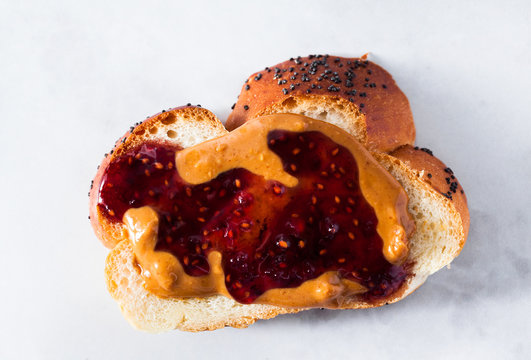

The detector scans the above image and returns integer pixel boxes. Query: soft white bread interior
[94,106,469,332]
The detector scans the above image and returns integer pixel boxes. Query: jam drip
[98,131,408,304]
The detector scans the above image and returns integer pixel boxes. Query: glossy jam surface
[98,131,408,303]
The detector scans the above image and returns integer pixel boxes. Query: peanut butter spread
[117,114,415,308]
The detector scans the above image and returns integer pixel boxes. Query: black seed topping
[282,89,289,95]
[245,85,250,90]
[231,103,235,110]
[427,173,432,178]
[415,147,434,156]
[254,73,262,81]
[243,105,249,110]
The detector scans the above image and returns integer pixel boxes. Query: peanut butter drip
[176,114,414,264]
[124,114,415,307]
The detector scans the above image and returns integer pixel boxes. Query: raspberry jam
[98,131,408,304]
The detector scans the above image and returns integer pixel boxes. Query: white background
[1,1,530,359]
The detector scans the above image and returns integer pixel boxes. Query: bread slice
[226,55,415,153]
[91,106,469,332]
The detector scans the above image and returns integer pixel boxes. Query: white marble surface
[1,1,530,359]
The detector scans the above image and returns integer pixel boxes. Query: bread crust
[390,145,470,243]
[226,55,415,153]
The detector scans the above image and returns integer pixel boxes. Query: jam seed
[240,222,251,229]
[142,158,149,164]
[319,249,327,255]
[290,164,297,171]
[144,169,150,176]
[154,162,164,170]
[226,274,231,282]
[298,240,305,248]
[316,183,324,190]
[186,187,192,197]
[128,157,133,165]
[108,209,115,217]
[197,217,206,223]
[334,195,341,204]
[148,190,155,197]
[135,153,141,159]
[331,148,339,156]
[234,281,242,289]
[338,258,346,263]
[311,195,317,204]
[321,171,328,177]
[167,162,173,169]
[353,219,359,226]
[273,185,282,194]
[278,240,288,248]
[164,179,169,186]
[195,245,201,254]
[347,197,355,205]
[199,207,208,213]
[203,186,211,192]
[292,148,301,155]
[348,232,355,240]
[235,179,241,188]
[183,256,189,265]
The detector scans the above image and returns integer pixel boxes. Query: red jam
[98,131,408,304]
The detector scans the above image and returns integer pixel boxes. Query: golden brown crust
[226,55,415,152]
[390,145,470,247]
[89,106,225,249]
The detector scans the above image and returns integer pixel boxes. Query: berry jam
[98,131,408,304]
